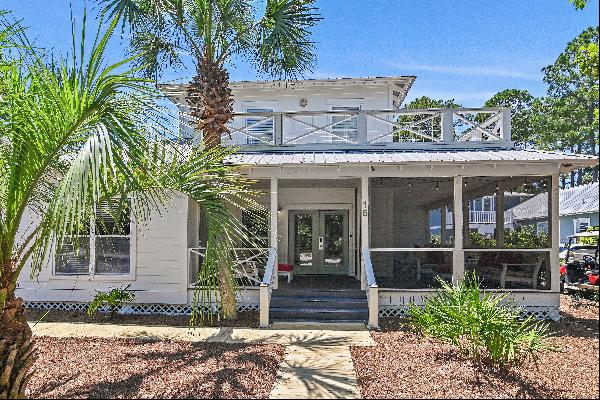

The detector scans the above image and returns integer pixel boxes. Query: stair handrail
[259,247,277,327]
[362,247,379,329]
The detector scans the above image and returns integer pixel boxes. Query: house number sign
[362,201,368,216]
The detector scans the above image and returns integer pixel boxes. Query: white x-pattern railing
[217,107,511,147]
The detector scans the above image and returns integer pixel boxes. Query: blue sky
[3,0,599,106]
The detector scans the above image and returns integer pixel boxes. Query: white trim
[370,248,453,252]
[51,206,137,281]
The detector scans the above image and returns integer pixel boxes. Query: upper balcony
[181,107,513,151]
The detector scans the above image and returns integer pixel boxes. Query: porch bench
[478,260,543,289]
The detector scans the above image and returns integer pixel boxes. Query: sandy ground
[351,294,599,399]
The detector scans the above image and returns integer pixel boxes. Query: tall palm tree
[101,0,320,145]
[0,12,258,398]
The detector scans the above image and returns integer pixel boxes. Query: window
[55,201,132,276]
[245,107,274,145]
[330,105,360,141]
[573,217,591,233]
[536,221,549,234]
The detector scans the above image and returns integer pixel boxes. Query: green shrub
[87,285,135,318]
[407,273,555,368]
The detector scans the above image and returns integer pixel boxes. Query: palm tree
[100,0,320,145]
[0,12,258,398]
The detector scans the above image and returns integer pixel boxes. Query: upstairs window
[330,105,360,142]
[55,201,133,276]
[245,107,274,145]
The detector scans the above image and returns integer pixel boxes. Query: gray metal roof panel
[225,149,597,166]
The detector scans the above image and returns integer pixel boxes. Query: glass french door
[289,210,349,275]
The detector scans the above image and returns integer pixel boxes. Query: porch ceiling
[225,149,597,169]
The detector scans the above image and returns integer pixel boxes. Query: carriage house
[17,76,598,328]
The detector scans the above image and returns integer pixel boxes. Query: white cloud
[393,62,541,81]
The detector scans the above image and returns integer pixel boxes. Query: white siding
[17,192,191,305]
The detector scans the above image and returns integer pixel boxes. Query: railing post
[368,285,379,329]
[259,283,269,328]
[501,109,512,142]
[441,109,454,142]
[273,113,283,145]
[357,110,368,144]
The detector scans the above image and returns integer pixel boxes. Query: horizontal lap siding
[17,193,190,305]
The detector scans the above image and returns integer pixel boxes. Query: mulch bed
[26,309,259,328]
[27,337,285,399]
[351,294,599,399]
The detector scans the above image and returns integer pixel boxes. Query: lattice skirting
[379,305,559,320]
[24,301,259,315]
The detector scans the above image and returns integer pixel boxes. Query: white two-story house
[17,76,598,328]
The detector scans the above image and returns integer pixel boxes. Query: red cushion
[278,263,294,272]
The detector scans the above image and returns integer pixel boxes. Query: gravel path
[351,295,599,399]
[27,337,284,399]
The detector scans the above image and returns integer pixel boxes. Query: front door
[289,210,349,275]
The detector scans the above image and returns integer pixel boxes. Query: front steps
[270,289,368,323]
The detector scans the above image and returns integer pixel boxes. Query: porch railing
[361,247,379,329]
[188,247,269,287]
[203,107,512,148]
[259,248,277,328]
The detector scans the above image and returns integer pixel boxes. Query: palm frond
[253,0,320,78]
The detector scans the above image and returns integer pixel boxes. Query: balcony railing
[447,210,513,225]
[182,107,512,148]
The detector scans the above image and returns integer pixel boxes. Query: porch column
[549,174,560,292]
[361,175,369,290]
[453,176,465,281]
[271,177,279,289]
[495,190,505,248]
[440,206,447,246]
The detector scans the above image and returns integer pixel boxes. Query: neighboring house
[511,182,599,244]
[429,192,532,237]
[17,76,599,326]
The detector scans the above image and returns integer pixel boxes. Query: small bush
[407,273,555,368]
[87,285,135,318]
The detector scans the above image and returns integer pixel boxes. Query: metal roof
[159,76,416,108]
[224,149,598,167]
[511,182,599,220]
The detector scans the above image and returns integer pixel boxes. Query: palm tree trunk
[1,266,36,399]
[186,57,233,147]
[217,259,238,320]
[187,57,237,319]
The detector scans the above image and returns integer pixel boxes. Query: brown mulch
[27,337,285,399]
[351,294,599,399]
[26,309,259,328]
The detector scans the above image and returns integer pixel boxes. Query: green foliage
[505,225,550,248]
[468,226,549,249]
[0,10,263,326]
[395,96,463,141]
[87,285,136,317]
[537,26,599,181]
[484,89,535,146]
[407,273,556,368]
[469,232,497,248]
[570,0,590,10]
[100,0,321,79]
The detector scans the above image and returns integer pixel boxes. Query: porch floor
[277,274,361,290]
